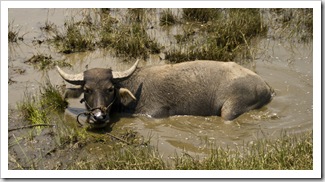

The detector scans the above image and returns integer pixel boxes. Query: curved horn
[56,66,84,85]
[112,59,140,79]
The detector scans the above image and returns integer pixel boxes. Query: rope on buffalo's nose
[76,96,115,126]
[76,98,90,126]
[76,111,91,126]
[76,92,117,126]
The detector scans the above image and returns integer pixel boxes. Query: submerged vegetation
[24,53,71,70]
[9,8,313,170]
[8,21,24,43]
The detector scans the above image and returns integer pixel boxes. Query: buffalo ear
[64,88,84,99]
[118,88,136,105]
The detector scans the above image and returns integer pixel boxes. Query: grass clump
[17,80,68,135]
[8,22,23,42]
[51,19,96,54]
[17,80,68,125]
[97,9,161,58]
[269,8,313,43]
[53,117,88,148]
[39,82,68,113]
[47,9,161,59]
[99,8,161,58]
[166,8,267,63]
[40,21,57,32]
[17,93,49,126]
[174,131,313,170]
[25,54,53,70]
[127,8,151,22]
[8,29,19,43]
[100,23,161,59]
[97,11,117,48]
[160,9,178,26]
[24,53,71,70]
[69,144,166,170]
[183,8,222,23]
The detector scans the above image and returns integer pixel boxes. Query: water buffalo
[57,60,274,128]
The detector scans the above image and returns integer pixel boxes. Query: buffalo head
[57,60,139,128]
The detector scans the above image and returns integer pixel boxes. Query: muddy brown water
[8,9,313,166]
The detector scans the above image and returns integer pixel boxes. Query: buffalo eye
[84,87,92,94]
[106,86,114,93]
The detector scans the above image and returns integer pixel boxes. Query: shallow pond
[8,8,313,160]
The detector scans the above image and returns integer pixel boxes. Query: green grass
[15,80,86,153]
[52,117,88,147]
[160,9,178,26]
[166,9,267,63]
[17,80,67,125]
[47,8,315,63]
[65,131,312,170]
[175,131,313,170]
[39,8,313,61]
[50,18,96,54]
[183,8,222,23]
[68,143,166,170]
[39,81,68,113]
[17,92,48,126]
[269,8,313,43]
[98,9,161,58]
[64,129,164,170]
[127,8,152,23]
[101,23,161,59]
[48,9,161,59]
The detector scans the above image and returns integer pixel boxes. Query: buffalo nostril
[93,112,107,121]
